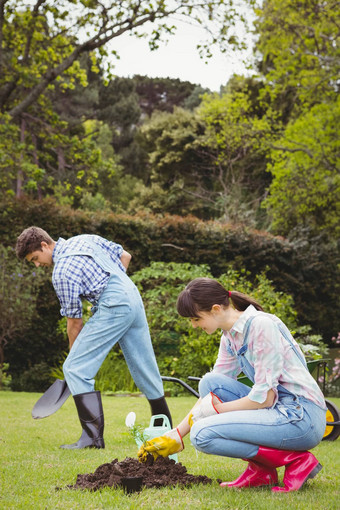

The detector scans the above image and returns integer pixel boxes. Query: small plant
[125,412,147,446]
[128,423,146,446]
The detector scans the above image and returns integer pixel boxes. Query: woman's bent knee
[199,372,222,397]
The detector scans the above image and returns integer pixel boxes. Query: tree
[1,0,254,119]
[254,0,340,114]
[137,106,216,217]
[264,99,340,239]
[196,89,272,225]
[0,0,254,200]
[135,83,274,224]
[133,75,198,116]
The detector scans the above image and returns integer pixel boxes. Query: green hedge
[1,197,339,346]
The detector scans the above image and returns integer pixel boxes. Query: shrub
[1,197,338,386]
[130,261,307,393]
[1,196,337,343]
[30,261,329,395]
[12,362,54,392]
[0,363,12,391]
[95,350,138,394]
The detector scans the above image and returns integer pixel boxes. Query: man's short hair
[16,226,54,259]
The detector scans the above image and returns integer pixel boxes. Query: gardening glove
[137,428,184,463]
[188,392,222,427]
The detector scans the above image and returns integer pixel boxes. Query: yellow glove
[138,428,184,463]
[188,392,222,427]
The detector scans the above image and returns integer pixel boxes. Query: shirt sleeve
[212,333,241,378]
[247,316,283,405]
[53,274,83,318]
[102,239,126,272]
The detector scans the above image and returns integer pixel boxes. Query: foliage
[1,197,338,344]
[1,0,252,118]
[264,99,340,238]
[0,244,47,370]
[95,350,137,394]
[133,75,199,116]
[254,0,340,112]
[0,107,120,203]
[50,351,68,381]
[12,361,54,392]
[292,326,329,361]
[0,362,12,391]
[138,107,214,217]
[136,85,273,226]
[197,89,272,224]
[0,0,254,203]
[320,333,340,398]
[131,261,304,386]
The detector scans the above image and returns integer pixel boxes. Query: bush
[25,261,329,395]
[0,363,12,390]
[12,362,54,392]
[130,261,312,393]
[1,197,338,385]
[95,350,138,394]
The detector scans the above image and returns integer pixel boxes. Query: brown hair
[176,277,263,317]
[16,226,54,259]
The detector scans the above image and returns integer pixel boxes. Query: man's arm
[67,317,83,349]
[120,249,132,270]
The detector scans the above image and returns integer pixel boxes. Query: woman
[138,278,327,493]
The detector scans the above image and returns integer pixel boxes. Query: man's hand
[188,392,222,427]
[120,250,131,270]
[138,428,184,463]
[67,317,83,349]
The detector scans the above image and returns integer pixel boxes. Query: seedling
[125,411,146,447]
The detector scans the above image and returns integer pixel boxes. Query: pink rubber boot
[220,446,322,492]
[220,459,278,488]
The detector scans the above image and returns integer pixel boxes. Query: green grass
[0,392,339,510]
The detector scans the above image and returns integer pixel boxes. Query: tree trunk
[16,117,26,198]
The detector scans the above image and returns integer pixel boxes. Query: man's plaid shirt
[52,235,125,318]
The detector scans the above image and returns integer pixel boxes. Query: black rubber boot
[148,396,173,427]
[60,390,105,449]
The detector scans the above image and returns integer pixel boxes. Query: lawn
[0,392,339,510]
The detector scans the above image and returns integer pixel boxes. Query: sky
[107,20,255,92]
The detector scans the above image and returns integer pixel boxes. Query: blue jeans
[63,274,164,399]
[190,372,326,459]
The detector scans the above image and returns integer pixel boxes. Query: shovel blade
[32,379,71,419]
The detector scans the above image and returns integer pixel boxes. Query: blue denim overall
[58,237,164,399]
[190,316,326,459]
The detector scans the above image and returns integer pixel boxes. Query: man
[16,226,171,449]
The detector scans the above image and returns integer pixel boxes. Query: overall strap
[240,314,308,370]
[55,236,118,275]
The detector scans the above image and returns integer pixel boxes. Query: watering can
[126,412,178,462]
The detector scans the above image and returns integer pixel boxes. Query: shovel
[32,379,71,419]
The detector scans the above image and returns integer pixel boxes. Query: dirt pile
[66,456,213,491]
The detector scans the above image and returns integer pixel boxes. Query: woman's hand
[138,428,184,463]
[188,392,222,427]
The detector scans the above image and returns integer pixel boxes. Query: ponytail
[176,277,263,317]
[228,290,263,312]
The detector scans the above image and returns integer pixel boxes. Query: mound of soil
[66,456,213,491]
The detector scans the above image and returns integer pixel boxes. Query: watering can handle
[149,414,172,430]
